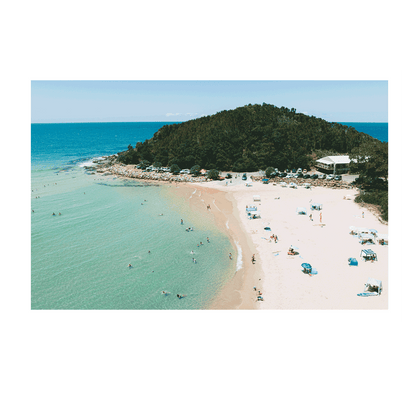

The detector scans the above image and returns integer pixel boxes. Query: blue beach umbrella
[301,263,312,269]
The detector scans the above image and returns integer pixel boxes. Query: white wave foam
[78,159,95,167]
[226,220,229,229]
[235,241,243,271]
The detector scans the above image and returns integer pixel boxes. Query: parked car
[318,174,326,179]
[242,173,247,180]
[278,172,287,178]
[326,174,334,180]
[334,175,342,181]
[294,173,303,178]
[180,169,191,174]
[310,174,318,179]
[286,173,294,178]
[297,168,302,173]
[303,173,310,179]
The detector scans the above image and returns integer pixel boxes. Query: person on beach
[207,237,210,243]
[191,250,194,254]
[52,213,56,216]
[200,241,203,246]
[252,254,256,264]
[309,214,313,221]
[148,250,151,254]
[128,264,132,268]
[320,212,322,223]
[229,253,232,260]
[362,211,365,218]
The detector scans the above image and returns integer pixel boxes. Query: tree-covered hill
[118,103,382,172]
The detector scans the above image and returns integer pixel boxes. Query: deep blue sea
[31,122,235,309]
[337,122,388,142]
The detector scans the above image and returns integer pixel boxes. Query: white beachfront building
[315,155,351,174]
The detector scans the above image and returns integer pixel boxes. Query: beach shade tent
[301,263,312,273]
[377,233,388,245]
[357,277,383,296]
[369,229,378,236]
[289,182,297,188]
[279,182,287,187]
[310,203,323,211]
[246,205,257,212]
[253,195,261,201]
[296,207,307,215]
[262,178,269,184]
[250,212,261,219]
[360,249,377,262]
[359,233,375,245]
[344,195,352,200]
[303,183,311,189]
[348,257,358,266]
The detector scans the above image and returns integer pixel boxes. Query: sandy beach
[188,177,388,309]
[97,164,388,310]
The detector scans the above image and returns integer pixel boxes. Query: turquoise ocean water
[31,123,235,309]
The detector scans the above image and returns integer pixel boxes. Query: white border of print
[14,65,404,326]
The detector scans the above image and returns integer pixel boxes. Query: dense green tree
[190,165,201,176]
[170,164,180,174]
[207,169,220,180]
[265,167,275,178]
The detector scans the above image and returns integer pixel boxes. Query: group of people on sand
[287,247,299,256]
[252,254,256,264]
[253,286,263,301]
[270,234,278,243]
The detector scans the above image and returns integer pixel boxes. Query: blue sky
[31,80,388,123]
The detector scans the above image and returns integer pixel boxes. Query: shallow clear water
[31,123,235,309]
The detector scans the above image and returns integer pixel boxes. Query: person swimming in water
[128,263,132,268]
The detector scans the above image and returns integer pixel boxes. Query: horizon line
[31,120,389,124]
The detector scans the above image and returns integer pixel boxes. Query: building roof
[316,155,351,165]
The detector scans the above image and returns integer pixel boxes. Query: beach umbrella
[262,178,269,182]
[370,229,378,235]
[301,263,312,269]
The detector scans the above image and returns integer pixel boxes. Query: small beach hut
[360,249,377,262]
[357,277,383,296]
[253,195,261,202]
[310,202,322,211]
[359,233,375,245]
[296,207,307,215]
[377,233,388,245]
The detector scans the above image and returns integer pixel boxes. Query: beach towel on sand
[357,292,378,297]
